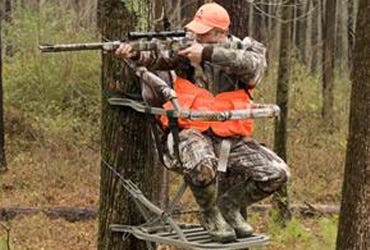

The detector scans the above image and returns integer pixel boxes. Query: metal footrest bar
[110,223,269,250]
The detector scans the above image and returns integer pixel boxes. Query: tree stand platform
[103,161,269,250]
[110,223,269,249]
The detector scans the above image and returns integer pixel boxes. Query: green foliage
[0,236,8,250]
[122,0,151,31]
[263,213,338,250]
[3,3,101,141]
[317,216,338,248]
[270,218,309,247]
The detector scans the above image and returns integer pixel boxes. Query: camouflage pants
[163,129,290,205]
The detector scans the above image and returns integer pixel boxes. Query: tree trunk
[252,2,267,44]
[181,0,204,27]
[311,0,322,73]
[334,0,348,70]
[304,0,313,66]
[336,0,369,248]
[272,0,293,225]
[295,0,307,63]
[97,1,159,249]
[347,0,355,70]
[321,0,336,124]
[0,6,7,172]
[4,0,11,22]
[153,0,164,31]
[215,0,250,38]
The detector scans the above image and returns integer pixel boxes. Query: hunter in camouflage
[115,2,290,243]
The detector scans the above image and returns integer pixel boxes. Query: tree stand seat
[110,222,269,249]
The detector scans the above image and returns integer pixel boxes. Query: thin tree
[4,0,13,56]
[311,0,322,73]
[272,0,293,224]
[251,2,268,44]
[303,0,313,67]
[334,0,348,70]
[294,0,307,64]
[336,0,369,248]
[321,0,336,123]
[0,3,7,172]
[97,0,159,249]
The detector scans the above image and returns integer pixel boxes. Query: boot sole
[235,228,254,238]
[210,233,237,243]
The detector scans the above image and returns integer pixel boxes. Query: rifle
[39,31,244,53]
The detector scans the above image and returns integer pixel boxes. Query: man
[115,3,290,243]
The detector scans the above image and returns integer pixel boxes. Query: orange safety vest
[160,77,254,137]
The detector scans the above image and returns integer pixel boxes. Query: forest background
[0,0,364,249]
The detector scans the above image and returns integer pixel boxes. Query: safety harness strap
[217,139,231,172]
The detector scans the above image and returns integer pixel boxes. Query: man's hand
[178,43,204,65]
[114,43,137,59]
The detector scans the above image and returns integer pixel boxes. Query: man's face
[193,29,227,43]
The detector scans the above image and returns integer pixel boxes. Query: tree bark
[304,0,313,66]
[181,0,204,27]
[321,0,336,124]
[252,2,268,44]
[214,0,250,38]
[295,0,307,63]
[4,0,12,22]
[347,0,355,70]
[335,0,348,70]
[272,0,293,225]
[0,6,7,172]
[97,1,159,249]
[336,0,369,248]
[311,0,322,73]
[153,0,165,31]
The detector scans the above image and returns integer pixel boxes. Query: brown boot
[189,181,236,243]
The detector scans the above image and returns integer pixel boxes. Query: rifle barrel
[39,41,122,53]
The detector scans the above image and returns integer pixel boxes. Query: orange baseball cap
[185,3,230,34]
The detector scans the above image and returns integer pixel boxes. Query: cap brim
[185,20,213,34]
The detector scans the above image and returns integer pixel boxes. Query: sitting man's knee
[271,158,290,183]
[257,164,290,193]
[185,159,217,187]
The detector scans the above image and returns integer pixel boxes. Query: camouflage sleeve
[202,37,267,88]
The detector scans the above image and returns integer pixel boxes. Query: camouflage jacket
[135,35,267,106]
